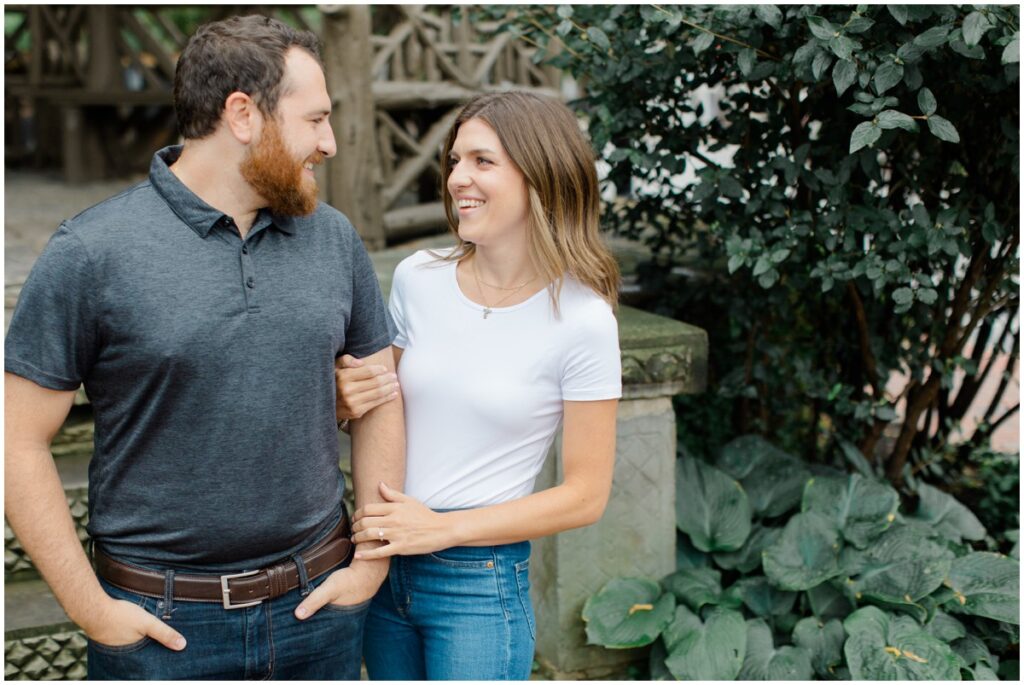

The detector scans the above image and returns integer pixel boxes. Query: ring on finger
[378,527,385,541]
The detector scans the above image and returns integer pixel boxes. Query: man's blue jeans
[362,541,536,680]
[87,570,370,680]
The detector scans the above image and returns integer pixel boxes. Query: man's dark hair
[174,15,322,140]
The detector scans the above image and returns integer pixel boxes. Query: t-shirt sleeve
[388,260,409,349]
[4,223,98,390]
[561,301,622,401]
[342,225,397,358]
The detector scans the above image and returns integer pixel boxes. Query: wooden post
[322,5,386,250]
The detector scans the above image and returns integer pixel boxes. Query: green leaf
[909,482,986,542]
[676,456,752,553]
[808,581,855,620]
[727,254,745,274]
[951,38,987,59]
[753,255,772,277]
[893,287,914,305]
[739,619,814,680]
[771,248,791,264]
[873,61,904,94]
[754,4,783,30]
[917,87,937,115]
[692,31,714,55]
[840,525,955,603]
[664,606,747,681]
[833,59,857,96]
[829,35,856,61]
[913,25,950,49]
[717,435,811,518]
[887,5,908,25]
[662,567,722,612]
[963,11,992,47]
[925,611,967,643]
[876,110,918,131]
[849,121,881,153]
[719,175,744,198]
[793,617,846,678]
[714,525,782,573]
[556,5,573,19]
[927,115,961,143]
[737,48,756,77]
[586,27,610,51]
[648,638,672,681]
[845,14,875,34]
[731,575,797,618]
[897,41,926,63]
[807,16,837,41]
[802,474,900,548]
[763,512,842,591]
[1002,33,1019,64]
[812,50,833,80]
[582,578,676,648]
[945,552,1020,624]
[677,531,710,570]
[844,606,961,679]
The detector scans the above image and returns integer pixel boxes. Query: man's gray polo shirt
[5,146,396,571]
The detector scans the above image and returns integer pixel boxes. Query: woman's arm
[350,397,618,558]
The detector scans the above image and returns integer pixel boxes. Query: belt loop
[292,553,311,596]
[161,569,175,620]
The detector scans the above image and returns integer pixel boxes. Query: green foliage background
[493,3,1019,487]
[489,3,1021,680]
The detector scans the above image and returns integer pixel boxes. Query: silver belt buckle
[220,569,262,610]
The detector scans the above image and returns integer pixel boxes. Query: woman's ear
[222,91,260,145]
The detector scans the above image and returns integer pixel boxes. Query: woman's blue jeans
[86,570,370,680]
[362,541,536,680]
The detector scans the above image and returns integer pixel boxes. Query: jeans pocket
[90,580,157,652]
[321,598,373,615]
[428,547,496,569]
[513,559,536,641]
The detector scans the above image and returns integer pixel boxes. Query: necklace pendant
[483,307,492,319]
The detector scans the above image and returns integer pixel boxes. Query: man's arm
[296,345,405,618]
[5,373,186,649]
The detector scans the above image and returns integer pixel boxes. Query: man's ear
[223,91,260,145]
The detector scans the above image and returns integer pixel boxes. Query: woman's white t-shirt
[390,249,622,510]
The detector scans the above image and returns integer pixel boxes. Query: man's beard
[240,118,322,216]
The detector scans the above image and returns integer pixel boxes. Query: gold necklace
[471,259,534,319]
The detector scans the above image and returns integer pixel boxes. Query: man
[4,15,404,680]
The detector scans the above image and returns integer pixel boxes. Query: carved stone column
[531,307,708,677]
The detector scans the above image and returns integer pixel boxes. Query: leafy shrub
[491,3,1020,485]
[581,436,1020,680]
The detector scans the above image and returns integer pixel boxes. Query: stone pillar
[531,306,708,678]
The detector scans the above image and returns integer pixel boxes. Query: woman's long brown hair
[437,91,620,314]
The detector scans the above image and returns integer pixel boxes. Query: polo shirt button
[241,245,249,255]
[246,277,255,289]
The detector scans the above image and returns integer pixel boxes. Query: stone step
[4,580,85,681]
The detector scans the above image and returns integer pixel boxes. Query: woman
[340,91,621,680]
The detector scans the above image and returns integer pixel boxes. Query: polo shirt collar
[149,145,296,237]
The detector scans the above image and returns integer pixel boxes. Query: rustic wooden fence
[3,5,563,247]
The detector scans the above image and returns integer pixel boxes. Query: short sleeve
[561,301,622,401]
[4,224,99,390]
[342,225,397,358]
[388,260,409,349]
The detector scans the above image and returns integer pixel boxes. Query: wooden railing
[3,5,563,247]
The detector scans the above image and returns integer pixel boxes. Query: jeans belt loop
[161,569,174,620]
[292,552,311,597]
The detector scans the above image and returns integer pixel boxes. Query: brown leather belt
[94,515,352,609]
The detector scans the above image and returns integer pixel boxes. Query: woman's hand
[335,354,399,421]
[351,483,455,560]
